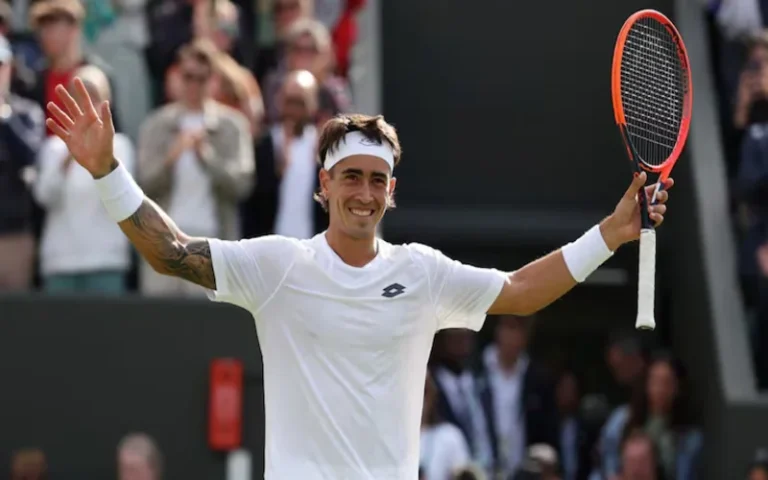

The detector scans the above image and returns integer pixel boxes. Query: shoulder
[212,102,249,130]
[142,104,178,126]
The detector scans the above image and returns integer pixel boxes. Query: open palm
[46,78,115,178]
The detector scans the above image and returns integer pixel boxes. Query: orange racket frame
[611,9,693,184]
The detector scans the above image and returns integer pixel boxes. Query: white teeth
[350,208,373,217]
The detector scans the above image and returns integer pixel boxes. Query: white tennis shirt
[207,233,507,479]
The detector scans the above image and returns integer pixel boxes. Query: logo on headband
[359,137,380,147]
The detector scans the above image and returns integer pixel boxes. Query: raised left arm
[488,172,672,316]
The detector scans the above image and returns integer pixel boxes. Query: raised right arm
[120,196,216,290]
[97,158,217,290]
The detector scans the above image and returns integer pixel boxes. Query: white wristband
[93,161,144,222]
[561,224,614,282]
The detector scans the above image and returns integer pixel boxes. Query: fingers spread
[73,77,99,120]
[46,118,69,140]
[56,84,83,119]
[100,101,114,133]
[47,102,74,129]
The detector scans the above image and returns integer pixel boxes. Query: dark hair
[620,430,668,480]
[314,114,402,211]
[624,351,694,438]
[607,329,646,358]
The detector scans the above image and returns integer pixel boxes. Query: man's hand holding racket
[600,171,674,251]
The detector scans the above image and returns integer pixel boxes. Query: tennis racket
[611,9,693,330]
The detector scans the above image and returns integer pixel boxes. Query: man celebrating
[46,78,672,480]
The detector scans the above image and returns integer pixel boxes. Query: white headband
[323,131,395,172]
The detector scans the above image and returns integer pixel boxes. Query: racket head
[611,9,693,179]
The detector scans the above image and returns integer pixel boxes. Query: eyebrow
[340,168,389,180]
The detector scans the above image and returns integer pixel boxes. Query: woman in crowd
[596,353,702,480]
[33,65,134,294]
[421,373,473,480]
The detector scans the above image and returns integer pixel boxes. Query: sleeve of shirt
[207,235,298,312]
[409,243,507,332]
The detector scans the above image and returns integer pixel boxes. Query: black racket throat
[620,123,655,231]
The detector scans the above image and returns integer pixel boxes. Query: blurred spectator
[619,431,665,480]
[475,315,559,478]
[193,0,254,68]
[605,331,648,406]
[21,0,119,134]
[262,18,351,124]
[326,0,365,78]
[556,370,594,480]
[33,65,134,294]
[254,0,313,82]
[117,432,163,480]
[431,328,494,472]
[748,460,768,480]
[525,444,561,480]
[0,34,45,292]
[10,448,46,480]
[87,0,152,142]
[137,39,253,297]
[210,52,264,137]
[452,464,488,480]
[145,0,210,105]
[596,353,701,480]
[421,372,472,480]
[241,69,326,239]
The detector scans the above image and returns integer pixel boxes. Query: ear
[319,168,331,197]
[388,176,397,196]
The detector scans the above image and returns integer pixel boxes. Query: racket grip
[636,229,656,330]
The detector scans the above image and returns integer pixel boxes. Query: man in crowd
[137,39,253,297]
[0,34,45,291]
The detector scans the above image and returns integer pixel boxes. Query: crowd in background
[0,0,358,298]
[4,0,768,479]
[705,0,768,388]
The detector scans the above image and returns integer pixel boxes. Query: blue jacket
[0,94,45,234]
[592,405,703,480]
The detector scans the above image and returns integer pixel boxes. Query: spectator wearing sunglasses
[136,39,254,298]
[262,18,351,125]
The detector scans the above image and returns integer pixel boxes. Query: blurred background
[1,0,768,479]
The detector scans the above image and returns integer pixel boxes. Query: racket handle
[636,228,656,330]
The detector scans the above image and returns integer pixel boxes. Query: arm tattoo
[120,199,217,290]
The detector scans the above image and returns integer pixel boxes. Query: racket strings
[620,18,687,167]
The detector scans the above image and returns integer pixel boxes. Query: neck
[50,48,82,72]
[324,227,377,267]
[497,349,520,372]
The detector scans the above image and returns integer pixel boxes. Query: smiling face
[319,155,396,239]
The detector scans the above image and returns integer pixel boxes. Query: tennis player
[47,79,672,480]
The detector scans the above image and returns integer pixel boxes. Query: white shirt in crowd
[34,133,135,277]
[271,124,318,239]
[166,112,218,237]
[483,346,530,475]
[207,233,507,480]
[420,423,471,480]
